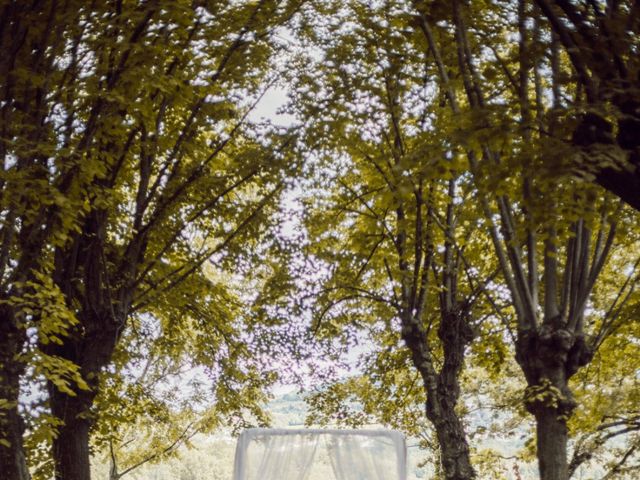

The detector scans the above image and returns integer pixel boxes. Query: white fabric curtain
[234,430,320,480]
[233,428,406,480]
[327,434,388,480]
[255,432,320,480]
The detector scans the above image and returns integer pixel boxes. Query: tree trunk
[0,369,30,480]
[47,210,130,480]
[0,306,30,480]
[46,324,118,480]
[45,310,121,480]
[404,309,476,480]
[49,388,92,480]
[425,394,475,480]
[430,311,476,480]
[534,407,569,480]
[516,326,593,480]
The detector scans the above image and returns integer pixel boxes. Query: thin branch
[132,185,281,310]
[116,421,198,479]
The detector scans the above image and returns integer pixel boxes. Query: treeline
[0,1,639,480]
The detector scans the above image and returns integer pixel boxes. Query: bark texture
[403,310,476,480]
[49,389,92,480]
[46,316,118,480]
[429,312,475,480]
[534,409,569,480]
[516,326,594,480]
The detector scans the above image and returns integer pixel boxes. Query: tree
[0,2,98,477]
[289,2,503,477]
[2,1,303,479]
[411,1,640,478]
[534,0,640,211]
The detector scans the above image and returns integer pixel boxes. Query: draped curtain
[327,434,388,480]
[233,429,406,480]
[255,432,320,480]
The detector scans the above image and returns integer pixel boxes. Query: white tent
[233,428,407,480]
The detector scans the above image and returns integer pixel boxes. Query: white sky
[249,86,297,127]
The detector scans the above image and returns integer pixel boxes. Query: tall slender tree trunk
[46,323,120,480]
[534,408,569,480]
[45,309,120,480]
[49,388,92,480]
[425,388,475,480]
[427,311,476,480]
[0,306,30,480]
[516,327,593,480]
[403,310,476,480]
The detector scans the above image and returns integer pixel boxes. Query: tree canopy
[1,1,639,480]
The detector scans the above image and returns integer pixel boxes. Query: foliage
[1,1,639,479]
[2,0,304,477]
[285,0,640,478]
